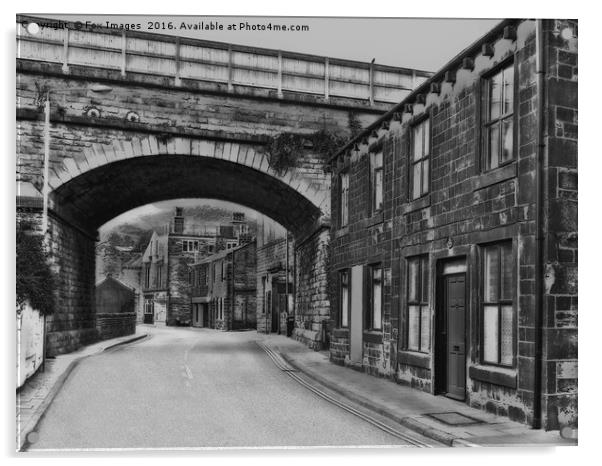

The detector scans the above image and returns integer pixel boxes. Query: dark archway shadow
[50,155,324,238]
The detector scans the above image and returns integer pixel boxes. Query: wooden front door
[443,273,466,400]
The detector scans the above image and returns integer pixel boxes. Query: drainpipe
[285,233,290,316]
[533,18,546,430]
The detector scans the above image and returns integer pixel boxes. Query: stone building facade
[255,218,295,335]
[328,19,577,431]
[141,208,247,325]
[190,241,257,331]
[119,256,144,322]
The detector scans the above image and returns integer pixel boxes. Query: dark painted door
[271,291,280,333]
[445,274,466,400]
[143,299,154,324]
[202,304,209,328]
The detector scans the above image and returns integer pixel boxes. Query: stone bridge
[16,15,430,355]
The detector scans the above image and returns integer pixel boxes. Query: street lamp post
[41,84,112,234]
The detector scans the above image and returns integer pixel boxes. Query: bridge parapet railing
[17,16,431,105]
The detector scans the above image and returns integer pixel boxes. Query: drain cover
[426,412,483,426]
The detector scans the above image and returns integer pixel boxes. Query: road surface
[27,326,434,450]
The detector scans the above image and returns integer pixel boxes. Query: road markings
[181,341,196,385]
[256,342,435,448]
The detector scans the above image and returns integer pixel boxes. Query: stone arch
[37,135,333,356]
[47,135,330,237]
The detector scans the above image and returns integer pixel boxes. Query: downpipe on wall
[533,18,545,430]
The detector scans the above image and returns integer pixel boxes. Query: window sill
[401,194,431,215]
[363,331,383,344]
[473,162,517,191]
[334,226,349,239]
[398,350,431,369]
[469,364,517,389]
[366,211,384,227]
[332,328,350,338]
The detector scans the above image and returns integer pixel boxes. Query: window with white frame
[366,265,382,330]
[482,241,514,366]
[411,118,430,200]
[370,152,383,213]
[482,63,515,171]
[407,255,430,352]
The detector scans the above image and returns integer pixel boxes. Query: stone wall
[232,242,257,329]
[16,64,378,196]
[294,228,330,349]
[167,237,197,325]
[45,215,98,356]
[540,19,578,430]
[255,237,293,334]
[96,312,136,340]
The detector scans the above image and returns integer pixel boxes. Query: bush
[16,222,56,316]
[266,129,348,174]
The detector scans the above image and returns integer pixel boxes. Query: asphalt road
[28,327,427,450]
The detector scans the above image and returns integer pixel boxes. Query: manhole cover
[426,412,484,426]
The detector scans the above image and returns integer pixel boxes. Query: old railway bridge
[16,15,430,355]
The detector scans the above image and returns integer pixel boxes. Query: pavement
[16,328,149,451]
[258,333,578,448]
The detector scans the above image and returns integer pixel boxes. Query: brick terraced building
[328,19,577,431]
